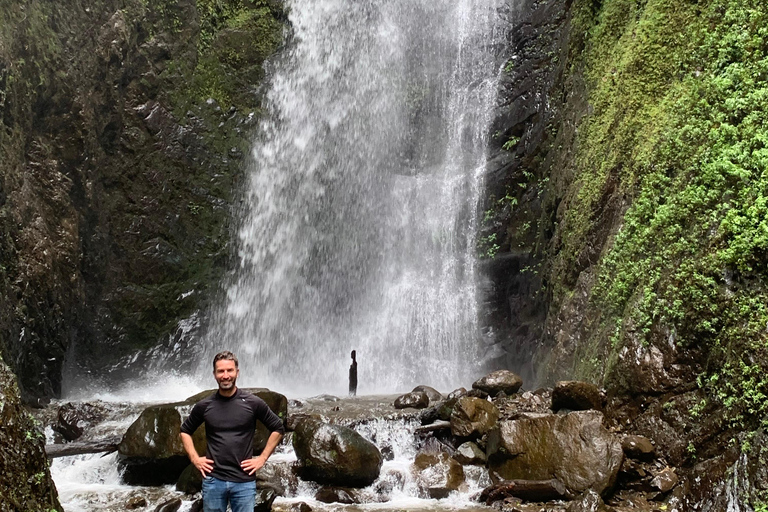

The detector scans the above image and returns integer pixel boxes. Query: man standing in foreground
[180,351,285,512]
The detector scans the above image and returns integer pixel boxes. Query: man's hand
[240,455,267,475]
[192,455,215,477]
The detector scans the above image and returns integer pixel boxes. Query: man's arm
[180,432,214,477]
[240,430,283,475]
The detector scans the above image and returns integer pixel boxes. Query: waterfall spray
[205,0,505,395]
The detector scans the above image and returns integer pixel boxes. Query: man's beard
[218,378,236,390]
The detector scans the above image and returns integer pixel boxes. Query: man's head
[351,350,356,361]
[213,351,239,394]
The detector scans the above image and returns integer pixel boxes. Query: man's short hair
[213,350,239,370]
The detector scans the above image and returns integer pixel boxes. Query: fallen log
[45,439,119,459]
[414,421,452,433]
[479,478,569,503]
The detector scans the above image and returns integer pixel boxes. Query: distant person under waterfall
[180,351,285,512]
[349,350,358,396]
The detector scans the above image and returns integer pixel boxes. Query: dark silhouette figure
[349,350,358,396]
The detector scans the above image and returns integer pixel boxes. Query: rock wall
[0,0,286,401]
[0,356,61,511]
[490,0,768,417]
[486,0,768,507]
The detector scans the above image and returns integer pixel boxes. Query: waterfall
[205,0,505,395]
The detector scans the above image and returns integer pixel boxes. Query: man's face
[214,359,239,391]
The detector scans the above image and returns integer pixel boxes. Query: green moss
[167,1,285,114]
[552,0,768,426]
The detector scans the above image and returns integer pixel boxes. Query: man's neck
[218,386,237,398]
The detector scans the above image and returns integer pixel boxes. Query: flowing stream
[203,0,505,395]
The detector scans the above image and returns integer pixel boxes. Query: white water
[50,401,490,511]
[203,0,505,396]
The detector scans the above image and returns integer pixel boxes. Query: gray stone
[453,441,487,465]
[413,385,443,402]
[487,411,623,496]
[450,396,500,438]
[651,467,679,493]
[413,451,465,499]
[394,391,430,409]
[566,489,613,512]
[293,418,382,487]
[117,405,204,485]
[154,497,182,512]
[622,435,656,461]
[552,381,603,412]
[472,370,523,396]
[315,487,359,504]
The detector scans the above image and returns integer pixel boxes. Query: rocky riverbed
[31,370,734,512]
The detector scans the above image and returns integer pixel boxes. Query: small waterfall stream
[203,0,505,394]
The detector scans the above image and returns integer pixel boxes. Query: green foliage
[478,233,500,259]
[167,0,285,114]
[552,0,768,426]
[502,136,521,151]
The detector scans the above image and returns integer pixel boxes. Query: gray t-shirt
[180,388,285,482]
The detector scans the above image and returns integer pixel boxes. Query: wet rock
[287,412,321,431]
[293,418,382,487]
[448,387,468,400]
[467,388,490,399]
[255,483,279,512]
[413,451,465,499]
[565,489,612,512]
[552,381,602,412]
[176,463,202,494]
[473,370,523,396]
[486,410,623,496]
[254,461,292,496]
[413,385,443,402]
[454,441,487,465]
[126,495,148,509]
[450,396,500,438]
[394,391,430,409]
[118,405,205,485]
[650,467,678,493]
[0,358,61,511]
[55,401,108,441]
[289,502,312,512]
[617,458,654,492]
[622,435,656,462]
[480,478,568,503]
[315,487,359,504]
[154,497,182,512]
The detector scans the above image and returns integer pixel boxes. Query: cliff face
[0,356,61,511]
[486,0,768,507]
[0,0,286,401]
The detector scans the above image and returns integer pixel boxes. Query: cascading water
[204,0,505,395]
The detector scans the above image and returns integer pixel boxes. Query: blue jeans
[202,476,256,512]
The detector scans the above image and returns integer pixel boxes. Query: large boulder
[450,396,499,438]
[472,370,523,396]
[551,381,603,412]
[293,418,382,487]
[487,411,623,496]
[118,405,206,485]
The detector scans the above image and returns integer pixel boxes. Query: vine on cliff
[553,0,768,427]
